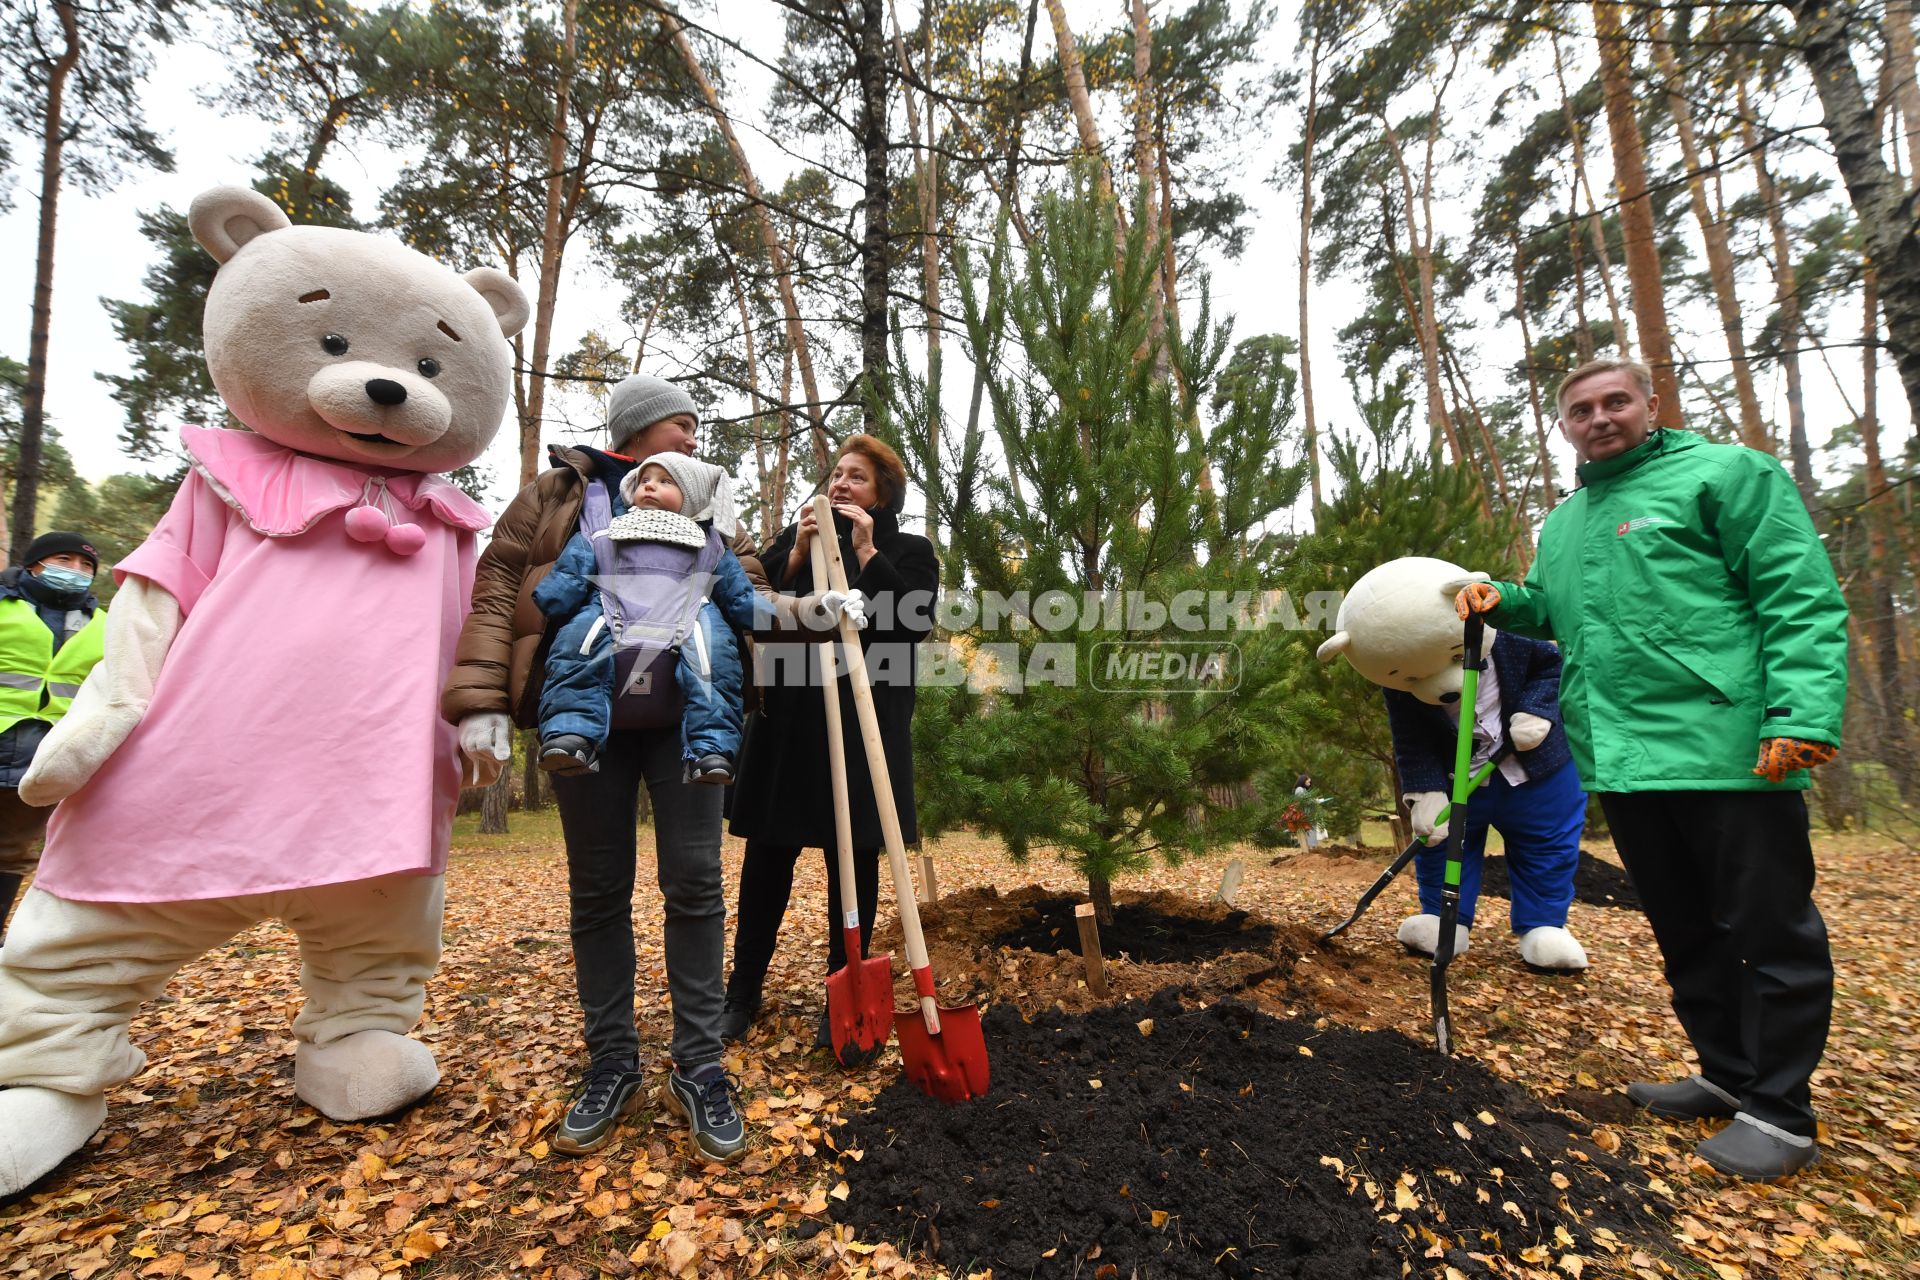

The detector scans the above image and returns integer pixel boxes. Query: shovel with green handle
[1318,745,1509,946]
[1431,609,1488,1056]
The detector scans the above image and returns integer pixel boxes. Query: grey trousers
[551,727,726,1072]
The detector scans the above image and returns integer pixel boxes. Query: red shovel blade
[895,1003,990,1103]
[827,935,895,1066]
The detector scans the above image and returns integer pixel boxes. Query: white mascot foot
[0,1087,107,1196]
[1518,925,1590,972]
[1398,913,1471,958]
[295,1030,440,1121]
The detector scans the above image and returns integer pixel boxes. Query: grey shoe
[1626,1075,1739,1120]
[1696,1114,1819,1181]
[664,1063,746,1162]
[552,1059,645,1154]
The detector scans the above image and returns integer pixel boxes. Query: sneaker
[686,753,735,786]
[718,995,759,1045]
[552,1059,646,1154]
[1696,1113,1819,1181]
[1626,1075,1739,1120]
[664,1063,746,1162]
[540,734,600,776]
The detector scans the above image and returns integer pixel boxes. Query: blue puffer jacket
[1384,630,1573,793]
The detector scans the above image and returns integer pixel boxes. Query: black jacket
[728,501,937,848]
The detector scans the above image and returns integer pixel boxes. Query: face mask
[37,567,93,593]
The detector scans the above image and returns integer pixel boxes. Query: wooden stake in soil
[1074,902,1110,999]
[1216,857,1245,906]
[914,846,939,905]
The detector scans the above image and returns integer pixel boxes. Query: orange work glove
[1454,582,1502,621]
[1753,737,1837,783]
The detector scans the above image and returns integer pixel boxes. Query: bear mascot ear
[463,267,532,339]
[1315,631,1351,663]
[189,187,293,264]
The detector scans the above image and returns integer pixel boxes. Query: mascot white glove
[820,589,869,630]
[20,576,182,807]
[1404,791,1450,843]
[1509,712,1552,753]
[458,712,512,787]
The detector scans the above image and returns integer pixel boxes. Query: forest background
[0,0,1915,906]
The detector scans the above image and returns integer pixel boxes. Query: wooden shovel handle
[810,535,862,929]
[812,496,941,1034]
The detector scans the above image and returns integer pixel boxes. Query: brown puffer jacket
[441,445,826,728]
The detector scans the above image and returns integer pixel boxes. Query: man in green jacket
[0,532,108,940]
[1456,357,1846,1181]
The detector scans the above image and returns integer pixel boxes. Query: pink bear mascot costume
[0,187,529,1195]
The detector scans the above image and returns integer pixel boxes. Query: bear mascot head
[1314,556,1491,705]
[0,188,530,1198]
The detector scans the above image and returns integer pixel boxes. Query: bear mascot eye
[417,357,441,378]
[321,334,350,356]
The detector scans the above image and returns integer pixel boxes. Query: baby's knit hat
[625,452,722,522]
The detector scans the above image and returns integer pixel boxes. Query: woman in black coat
[722,434,938,1046]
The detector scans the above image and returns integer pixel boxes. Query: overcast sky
[0,2,1902,530]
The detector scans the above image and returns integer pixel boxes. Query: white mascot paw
[1398,913,1471,958]
[0,1087,107,1196]
[457,712,511,788]
[1518,925,1589,972]
[820,589,869,630]
[1509,712,1553,753]
[295,1029,441,1121]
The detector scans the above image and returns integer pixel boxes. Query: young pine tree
[915,168,1307,922]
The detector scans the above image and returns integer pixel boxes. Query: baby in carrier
[534,452,759,784]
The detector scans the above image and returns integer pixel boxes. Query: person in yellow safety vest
[0,532,107,939]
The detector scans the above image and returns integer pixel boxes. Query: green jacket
[1487,428,1847,792]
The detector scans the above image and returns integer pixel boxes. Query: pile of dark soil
[831,990,1662,1279]
[1480,850,1642,911]
[991,894,1277,962]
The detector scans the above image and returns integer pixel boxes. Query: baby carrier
[578,478,724,729]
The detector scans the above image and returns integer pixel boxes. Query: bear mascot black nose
[366,378,408,406]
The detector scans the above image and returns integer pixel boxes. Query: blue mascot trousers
[1414,757,1585,931]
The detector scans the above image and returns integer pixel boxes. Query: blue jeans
[539,600,743,763]
[1414,758,1585,931]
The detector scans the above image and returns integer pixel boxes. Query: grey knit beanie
[606,374,699,450]
[627,452,723,522]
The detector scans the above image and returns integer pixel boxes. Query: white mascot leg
[1397,913,1471,958]
[289,875,444,1120]
[1518,925,1589,971]
[0,888,248,1196]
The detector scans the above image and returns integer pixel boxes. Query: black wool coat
[728,501,937,849]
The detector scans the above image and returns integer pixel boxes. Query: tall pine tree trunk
[1651,24,1769,451]
[891,0,943,549]
[1552,34,1629,354]
[1510,233,1558,508]
[857,0,890,433]
[1785,0,1920,433]
[1298,27,1324,510]
[1379,122,1454,461]
[1591,1,1680,422]
[12,0,81,567]
[523,0,580,487]
[1887,2,1920,178]
[1130,0,1163,351]
[1737,78,1816,504]
[662,11,832,467]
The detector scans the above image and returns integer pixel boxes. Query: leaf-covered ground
[2,815,1915,1279]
